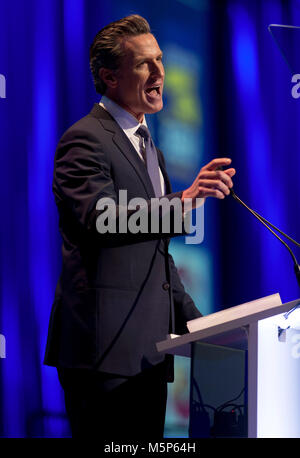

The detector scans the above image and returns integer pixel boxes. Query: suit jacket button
[162,282,170,291]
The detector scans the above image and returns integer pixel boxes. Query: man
[44,15,235,438]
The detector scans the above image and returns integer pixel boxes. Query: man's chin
[144,101,163,115]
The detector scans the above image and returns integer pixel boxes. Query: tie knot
[136,125,150,140]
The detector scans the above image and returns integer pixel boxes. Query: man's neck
[100,95,147,128]
[103,94,144,123]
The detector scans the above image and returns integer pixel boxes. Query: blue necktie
[136,125,162,197]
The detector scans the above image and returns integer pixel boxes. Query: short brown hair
[90,15,151,95]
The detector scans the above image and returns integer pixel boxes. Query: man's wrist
[181,192,205,211]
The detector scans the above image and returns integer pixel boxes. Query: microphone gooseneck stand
[229,187,300,330]
[229,188,300,289]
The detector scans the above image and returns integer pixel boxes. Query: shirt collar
[99,96,147,136]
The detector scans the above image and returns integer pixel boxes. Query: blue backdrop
[0,0,300,437]
[216,0,300,308]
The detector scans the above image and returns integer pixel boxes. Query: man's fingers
[201,158,232,171]
[223,167,236,178]
[198,187,226,199]
[199,179,231,196]
[199,170,234,188]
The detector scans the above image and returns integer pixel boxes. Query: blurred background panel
[0,0,300,437]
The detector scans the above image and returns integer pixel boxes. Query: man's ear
[99,68,118,89]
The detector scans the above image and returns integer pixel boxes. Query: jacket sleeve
[168,253,203,335]
[53,125,186,246]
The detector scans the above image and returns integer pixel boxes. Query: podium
[157,294,300,438]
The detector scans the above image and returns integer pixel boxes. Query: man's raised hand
[181,158,236,207]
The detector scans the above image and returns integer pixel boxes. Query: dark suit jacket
[44,104,202,378]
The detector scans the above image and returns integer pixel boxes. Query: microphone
[229,187,300,289]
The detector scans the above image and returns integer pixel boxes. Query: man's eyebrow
[134,51,163,61]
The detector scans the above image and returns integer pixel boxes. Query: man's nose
[150,61,164,78]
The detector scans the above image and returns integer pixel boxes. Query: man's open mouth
[145,86,161,96]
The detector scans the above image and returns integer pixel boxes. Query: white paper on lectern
[187,293,282,333]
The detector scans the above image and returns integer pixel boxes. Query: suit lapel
[90,104,156,199]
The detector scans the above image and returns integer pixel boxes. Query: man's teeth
[146,87,160,94]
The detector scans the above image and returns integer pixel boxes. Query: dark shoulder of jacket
[57,110,105,146]
[53,106,113,167]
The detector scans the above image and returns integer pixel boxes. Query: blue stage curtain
[0,0,109,437]
[216,0,300,308]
